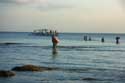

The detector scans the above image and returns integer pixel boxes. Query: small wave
[40,61,123,71]
[73,49,125,52]
[58,46,99,48]
[58,46,125,52]
[0,42,117,48]
[1,43,125,52]
[0,43,106,48]
[41,78,102,81]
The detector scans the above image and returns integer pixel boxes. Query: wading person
[116,37,120,44]
[84,36,88,41]
[52,35,59,54]
[101,37,105,43]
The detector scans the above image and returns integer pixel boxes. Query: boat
[32,29,58,36]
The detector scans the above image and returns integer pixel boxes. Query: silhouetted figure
[84,36,88,41]
[52,35,59,55]
[55,30,58,36]
[50,30,52,34]
[88,37,91,41]
[101,37,105,43]
[116,37,120,44]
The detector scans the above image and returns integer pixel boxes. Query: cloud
[0,0,41,4]
[119,0,125,9]
[0,0,73,10]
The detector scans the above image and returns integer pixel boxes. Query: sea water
[0,32,125,83]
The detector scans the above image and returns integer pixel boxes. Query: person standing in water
[52,34,59,54]
[116,37,120,44]
[84,36,88,41]
[101,37,105,43]
[52,35,59,49]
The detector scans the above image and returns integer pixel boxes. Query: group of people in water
[51,35,121,55]
[83,35,120,44]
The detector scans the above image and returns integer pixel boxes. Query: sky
[0,0,125,33]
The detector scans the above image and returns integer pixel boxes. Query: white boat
[32,29,58,36]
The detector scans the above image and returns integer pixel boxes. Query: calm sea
[0,32,125,83]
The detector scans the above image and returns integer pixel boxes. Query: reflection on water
[52,47,58,60]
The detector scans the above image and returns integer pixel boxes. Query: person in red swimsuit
[52,35,59,55]
[52,35,59,49]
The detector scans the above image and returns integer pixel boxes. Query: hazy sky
[0,0,125,33]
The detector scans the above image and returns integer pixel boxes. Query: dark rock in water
[82,77,98,81]
[12,65,58,72]
[4,42,22,45]
[0,70,15,77]
[0,42,24,46]
[0,42,21,46]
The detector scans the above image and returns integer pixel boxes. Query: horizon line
[0,31,125,34]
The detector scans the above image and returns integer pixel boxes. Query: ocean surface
[0,32,125,83]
